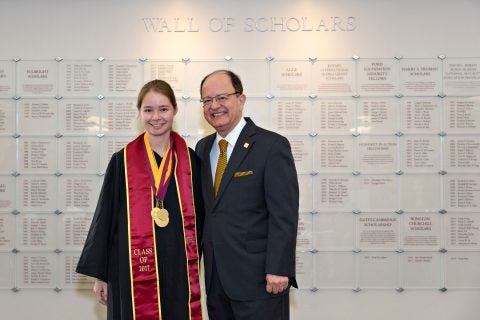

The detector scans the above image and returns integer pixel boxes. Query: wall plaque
[357,98,398,134]
[358,252,397,288]
[315,253,354,288]
[59,99,100,135]
[58,137,99,173]
[16,213,56,250]
[402,253,441,288]
[0,253,14,288]
[101,99,138,134]
[17,60,57,97]
[0,213,14,250]
[101,61,142,97]
[17,253,56,288]
[17,175,57,212]
[444,97,480,133]
[18,99,57,135]
[58,214,93,250]
[286,136,313,174]
[58,175,101,212]
[357,59,398,96]
[0,137,16,174]
[445,136,480,171]
[18,137,57,173]
[401,174,440,212]
[271,99,311,134]
[313,213,354,250]
[357,136,398,172]
[399,58,441,96]
[446,214,480,249]
[355,175,398,211]
[401,214,440,250]
[400,135,441,172]
[314,136,354,172]
[444,58,480,95]
[144,61,185,96]
[60,253,94,289]
[296,213,313,252]
[445,174,480,211]
[0,60,15,97]
[230,60,269,97]
[312,60,354,96]
[295,252,314,289]
[271,60,311,96]
[0,100,15,134]
[59,60,100,97]
[446,252,480,288]
[358,215,398,250]
[314,175,354,211]
[400,97,441,133]
[313,99,355,134]
[243,98,270,129]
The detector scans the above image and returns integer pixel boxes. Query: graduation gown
[76,143,204,320]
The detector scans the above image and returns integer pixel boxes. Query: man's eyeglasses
[200,92,239,107]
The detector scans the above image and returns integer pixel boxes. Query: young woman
[77,79,204,320]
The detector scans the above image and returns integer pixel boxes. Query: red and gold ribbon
[124,132,203,320]
[143,134,173,206]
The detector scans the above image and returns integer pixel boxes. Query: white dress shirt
[209,118,247,183]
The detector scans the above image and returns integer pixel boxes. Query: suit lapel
[213,119,256,207]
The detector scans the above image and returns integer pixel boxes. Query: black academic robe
[76,148,204,320]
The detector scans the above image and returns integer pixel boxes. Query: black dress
[76,148,204,320]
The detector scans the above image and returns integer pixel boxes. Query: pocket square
[234,170,254,177]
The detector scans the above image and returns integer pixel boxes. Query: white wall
[1,0,480,319]
[3,0,480,59]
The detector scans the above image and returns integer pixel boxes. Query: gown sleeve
[76,152,122,282]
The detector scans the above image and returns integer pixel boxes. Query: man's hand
[93,279,108,305]
[265,274,289,294]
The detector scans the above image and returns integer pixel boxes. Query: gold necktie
[214,139,228,196]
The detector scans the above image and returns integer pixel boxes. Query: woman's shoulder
[103,148,126,171]
[112,148,126,161]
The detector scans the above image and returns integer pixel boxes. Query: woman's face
[139,90,177,139]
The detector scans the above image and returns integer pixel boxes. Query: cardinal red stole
[124,132,202,320]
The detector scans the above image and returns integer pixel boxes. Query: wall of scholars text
[0,55,479,294]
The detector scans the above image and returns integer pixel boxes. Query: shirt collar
[214,117,247,148]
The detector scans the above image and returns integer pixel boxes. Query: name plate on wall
[17,253,56,288]
[0,61,15,97]
[59,60,100,97]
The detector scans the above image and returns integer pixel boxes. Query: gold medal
[151,207,169,227]
[154,216,169,227]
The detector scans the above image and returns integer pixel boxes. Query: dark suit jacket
[195,118,299,301]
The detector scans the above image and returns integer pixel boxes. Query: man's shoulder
[197,135,210,144]
[255,125,281,137]
[244,118,281,136]
[196,135,211,146]
[250,124,288,145]
[195,134,214,153]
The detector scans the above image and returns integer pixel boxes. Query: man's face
[201,72,245,137]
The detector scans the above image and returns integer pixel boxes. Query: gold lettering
[139,265,150,272]
[133,247,153,256]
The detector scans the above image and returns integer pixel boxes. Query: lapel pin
[243,142,249,148]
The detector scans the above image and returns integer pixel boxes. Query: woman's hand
[93,279,108,305]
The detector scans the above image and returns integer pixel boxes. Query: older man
[195,70,299,320]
